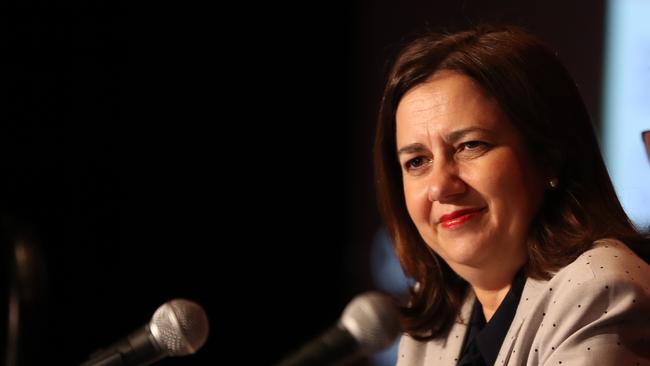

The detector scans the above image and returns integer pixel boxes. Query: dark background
[1,1,605,364]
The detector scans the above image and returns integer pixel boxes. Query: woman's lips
[438,208,485,229]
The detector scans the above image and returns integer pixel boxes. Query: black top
[457,270,526,366]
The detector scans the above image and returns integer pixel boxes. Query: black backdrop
[2,1,604,365]
[4,4,356,365]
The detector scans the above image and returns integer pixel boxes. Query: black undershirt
[457,270,526,366]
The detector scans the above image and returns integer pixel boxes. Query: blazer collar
[494,276,549,363]
[433,290,476,365]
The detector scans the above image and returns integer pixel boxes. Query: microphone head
[339,292,400,354]
[149,298,209,356]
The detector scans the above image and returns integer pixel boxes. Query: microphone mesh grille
[150,298,209,356]
[340,292,400,354]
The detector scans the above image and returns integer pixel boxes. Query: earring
[549,177,559,189]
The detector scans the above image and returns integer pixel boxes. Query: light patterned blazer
[397,239,650,365]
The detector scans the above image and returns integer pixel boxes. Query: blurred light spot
[370,227,411,296]
[369,228,411,366]
[603,0,650,229]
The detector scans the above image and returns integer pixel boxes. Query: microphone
[275,291,400,366]
[80,298,209,366]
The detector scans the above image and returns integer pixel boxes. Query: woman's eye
[405,156,430,170]
[460,141,485,150]
[456,140,492,158]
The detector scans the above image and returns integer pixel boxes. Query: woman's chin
[437,241,491,269]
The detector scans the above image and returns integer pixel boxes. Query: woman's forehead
[395,73,507,144]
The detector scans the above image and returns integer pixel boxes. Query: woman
[374,25,650,365]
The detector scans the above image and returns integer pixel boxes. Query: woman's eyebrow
[397,127,493,157]
[397,143,428,157]
[445,127,492,144]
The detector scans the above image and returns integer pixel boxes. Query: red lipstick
[438,208,484,229]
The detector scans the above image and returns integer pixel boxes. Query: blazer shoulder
[514,239,650,365]
[538,238,650,323]
[554,238,650,287]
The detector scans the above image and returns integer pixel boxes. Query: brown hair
[374,25,650,340]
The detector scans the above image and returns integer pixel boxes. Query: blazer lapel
[495,277,547,364]
[432,291,476,365]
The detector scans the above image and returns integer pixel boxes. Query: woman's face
[395,71,546,277]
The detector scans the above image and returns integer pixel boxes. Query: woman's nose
[427,160,466,202]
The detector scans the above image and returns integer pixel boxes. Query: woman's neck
[455,263,523,321]
[472,283,512,321]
